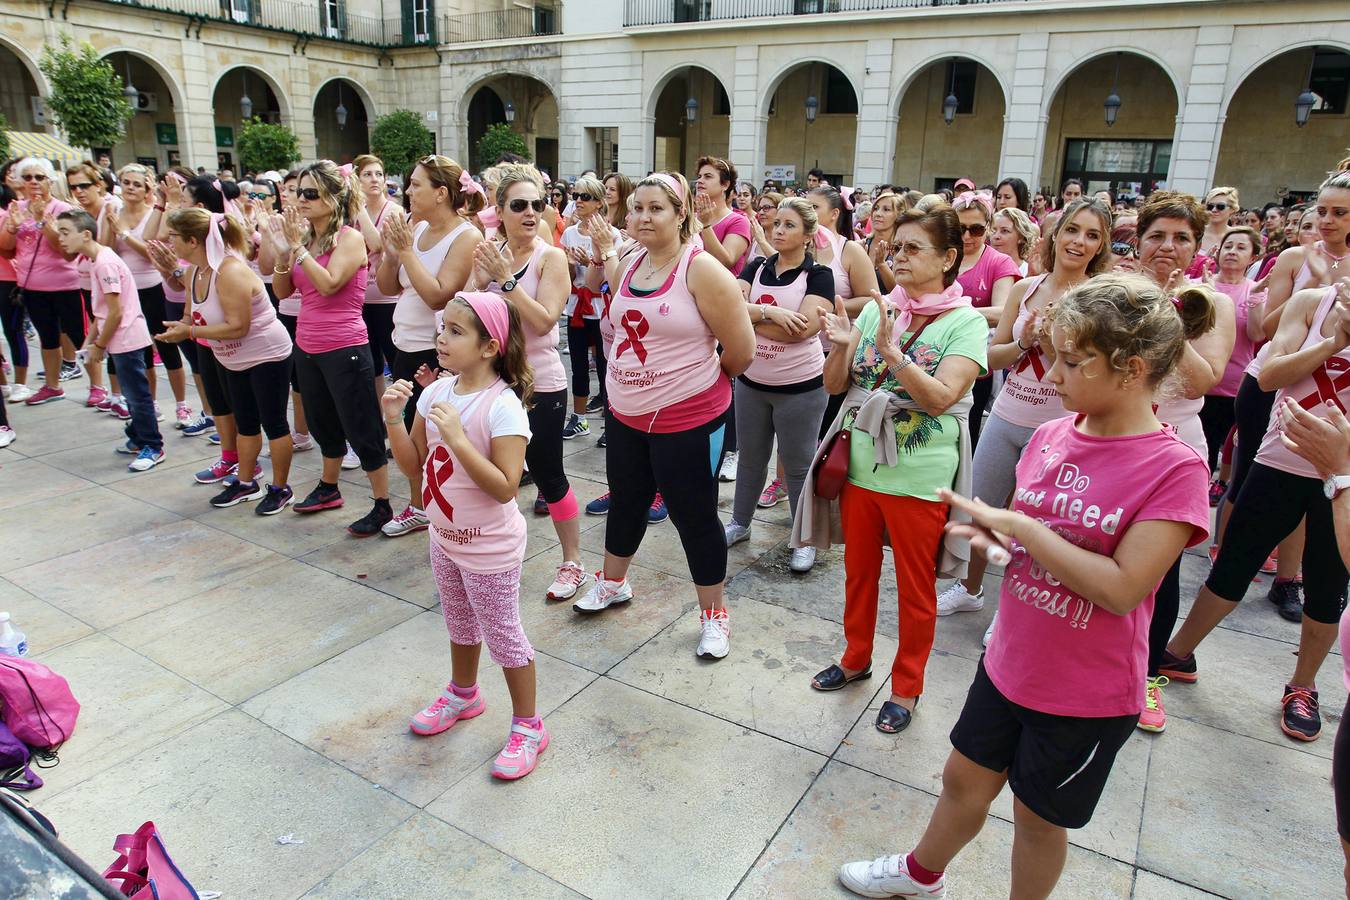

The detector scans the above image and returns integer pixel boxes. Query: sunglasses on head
[67,181,95,191]
[296,188,322,201]
[1206,202,1228,212]
[508,198,546,213]
[959,223,986,237]
[572,193,596,203]
[21,174,47,182]
[1111,242,1137,257]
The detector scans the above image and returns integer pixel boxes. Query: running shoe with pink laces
[491,721,549,780]
[86,385,109,409]
[175,403,193,429]
[409,685,485,736]
[758,477,787,508]
[109,398,131,420]
[1137,676,1168,733]
[546,561,587,600]
[381,503,429,536]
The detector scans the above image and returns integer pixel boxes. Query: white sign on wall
[765,164,796,181]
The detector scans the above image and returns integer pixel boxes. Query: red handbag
[813,316,933,501]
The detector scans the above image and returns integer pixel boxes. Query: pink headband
[649,173,684,201]
[458,171,484,197]
[204,212,241,271]
[539,171,551,184]
[458,291,510,356]
[955,190,994,217]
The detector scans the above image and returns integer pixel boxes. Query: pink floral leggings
[430,542,534,669]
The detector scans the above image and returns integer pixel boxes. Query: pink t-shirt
[1213,279,1260,397]
[12,198,78,292]
[88,246,152,354]
[984,415,1210,717]
[710,208,752,275]
[290,227,370,354]
[956,244,1020,308]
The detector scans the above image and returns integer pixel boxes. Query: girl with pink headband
[383,289,549,781]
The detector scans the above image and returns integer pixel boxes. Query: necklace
[641,248,680,277]
[1320,243,1348,270]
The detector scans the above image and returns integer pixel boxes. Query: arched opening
[103,52,181,173]
[0,42,43,133]
[650,66,730,175]
[313,79,370,164]
[212,68,284,175]
[1040,53,1178,201]
[465,75,558,178]
[764,62,858,188]
[1215,46,1350,204]
[892,57,1006,192]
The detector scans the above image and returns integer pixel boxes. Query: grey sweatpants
[970,412,1038,509]
[732,379,829,527]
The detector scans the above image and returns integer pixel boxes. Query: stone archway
[313,78,371,163]
[761,60,858,188]
[648,65,731,176]
[891,56,1007,192]
[464,73,558,177]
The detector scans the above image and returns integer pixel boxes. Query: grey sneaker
[724,521,751,547]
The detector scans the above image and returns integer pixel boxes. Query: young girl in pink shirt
[383,290,546,781]
[839,273,1211,899]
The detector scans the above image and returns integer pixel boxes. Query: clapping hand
[413,363,439,389]
[381,212,413,253]
[871,290,896,356]
[280,206,308,251]
[473,240,515,285]
[939,489,1017,566]
[146,240,178,275]
[818,294,854,347]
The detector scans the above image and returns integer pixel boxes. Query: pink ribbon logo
[422,445,455,521]
[754,294,778,307]
[1299,358,1350,412]
[615,310,650,363]
[1014,348,1046,380]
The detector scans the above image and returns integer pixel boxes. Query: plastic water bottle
[0,613,28,657]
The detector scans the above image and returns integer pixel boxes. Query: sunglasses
[959,224,986,237]
[1206,202,1228,212]
[247,191,273,200]
[508,198,546,214]
[296,188,322,201]
[21,174,47,182]
[893,241,935,258]
[1111,242,1137,258]
[67,182,95,191]
[572,193,596,203]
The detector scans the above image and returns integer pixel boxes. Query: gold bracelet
[384,416,404,425]
[272,265,291,275]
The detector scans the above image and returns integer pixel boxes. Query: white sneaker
[718,451,739,482]
[0,426,15,448]
[0,384,9,400]
[8,384,33,403]
[789,545,817,573]
[839,853,946,898]
[935,583,984,616]
[724,521,751,547]
[983,610,998,648]
[546,561,587,600]
[341,445,361,469]
[573,575,633,612]
[382,504,429,536]
[292,432,315,452]
[696,608,730,659]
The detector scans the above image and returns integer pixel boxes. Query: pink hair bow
[540,171,551,184]
[338,163,353,178]
[956,191,993,217]
[458,171,484,197]
[204,212,241,272]
[840,186,855,212]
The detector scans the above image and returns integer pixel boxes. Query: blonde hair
[778,196,818,238]
[1041,198,1113,275]
[416,155,485,217]
[166,208,249,256]
[994,207,1038,262]
[1049,273,1216,387]
[493,163,546,208]
[1206,186,1240,210]
[116,163,152,183]
[572,174,609,217]
[298,160,362,255]
[634,172,696,244]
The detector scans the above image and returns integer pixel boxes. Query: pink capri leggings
[430,542,534,669]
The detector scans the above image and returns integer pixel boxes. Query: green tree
[370,109,435,181]
[0,112,10,163]
[476,123,530,167]
[236,117,301,172]
[38,35,133,151]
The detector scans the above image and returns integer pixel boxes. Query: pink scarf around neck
[887,282,970,334]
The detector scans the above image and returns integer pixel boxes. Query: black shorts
[950,658,1138,829]
[294,343,386,470]
[362,303,397,376]
[220,357,292,440]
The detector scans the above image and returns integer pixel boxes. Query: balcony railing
[439,5,559,43]
[624,0,1031,26]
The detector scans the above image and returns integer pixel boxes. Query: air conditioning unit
[136,92,158,113]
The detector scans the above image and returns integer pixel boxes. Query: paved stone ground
[0,369,1342,899]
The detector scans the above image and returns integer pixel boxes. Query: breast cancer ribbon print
[1014,347,1046,380]
[1298,357,1350,412]
[616,309,650,363]
[423,445,455,521]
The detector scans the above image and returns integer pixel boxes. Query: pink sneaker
[24,385,65,406]
[491,721,549,780]
[1137,676,1168,733]
[86,385,109,409]
[409,686,485,736]
[109,399,131,420]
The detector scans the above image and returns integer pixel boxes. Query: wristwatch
[501,278,517,293]
[1324,474,1350,499]
[171,266,185,280]
[890,351,914,373]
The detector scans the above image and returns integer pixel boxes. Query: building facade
[2,0,1347,202]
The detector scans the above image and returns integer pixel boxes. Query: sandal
[811,663,872,692]
[875,698,918,734]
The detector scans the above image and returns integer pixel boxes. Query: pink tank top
[490,239,567,394]
[1255,286,1350,479]
[291,227,370,354]
[190,262,294,371]
[990,275,1066,428]
[819,230,852,350]
[606,244,725,420]
[1213,279,1257,397]
[364,200,399,305]
[744,257,825,387]
[113,205,161,290]
[422,376,527,574]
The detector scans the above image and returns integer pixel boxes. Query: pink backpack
[0,656,80,750]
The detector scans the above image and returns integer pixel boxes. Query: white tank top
[393,219,476,353]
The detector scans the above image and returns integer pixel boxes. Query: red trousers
[840,482,947,698]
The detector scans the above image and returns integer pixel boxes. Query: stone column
[996,31,1050,190]
[852,39,893,188]
[728,45,761,183]
[1169,25,1232,195]
[177,39,217,172]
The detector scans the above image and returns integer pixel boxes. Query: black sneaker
[210,479,265,508]
[256,484,294,516]
[1268,579,1304,623]
[348,499,394,537]
[585,395,605,415]
[1157,648,1198,683]
[533,492,548,516]
[520,469,534,487]
[1281,684,1321,741]
[596,431,607,448]
[562,413,590,440]
[294,482,344,514]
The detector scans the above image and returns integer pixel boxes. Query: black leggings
[1207,462,1348,625]
[567,318,606,401]
[391,347,440,429]
[0,281,27,369]
[1200,392,1237,474]
[605,408,729,586]
[294,343,386,471]
[21,288,84,350]
[220,358,293,440]
[138,282,181,371]
[1336,698,1350,840]
[277,312,302,391]
[197,344,232,417]
[1148,556,1184,677]
[525,389,570,504]
[362,303,397,377]
[969,374,993,449]
[1226,373,1274,504]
